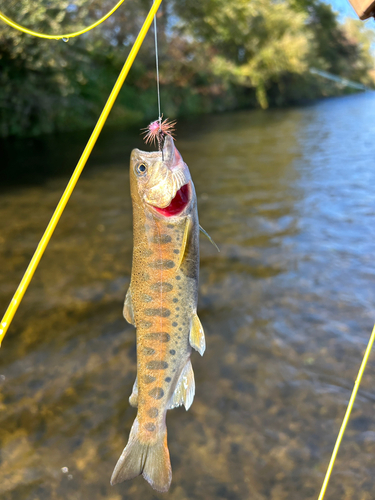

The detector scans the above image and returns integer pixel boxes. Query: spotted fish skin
[111,136,204,493]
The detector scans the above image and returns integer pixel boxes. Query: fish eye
[135,163,148,176]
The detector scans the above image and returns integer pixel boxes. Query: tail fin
[110,418,172,493]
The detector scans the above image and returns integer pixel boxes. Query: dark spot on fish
[173,298,178,303]
[142,374,156,384]
[178,336,181,339]
[145,332,170,342]
[147,360,168,370]
[176,315,179,319]
[145,308,171,317]
[176,276,181,280]
[170,350,176,355]
[176,307,180,311]
[172,322,178,327]
[142,294,153,302]
[148,407,159,418]
[150,282,173,292]
[149,259,175,269]
[138,320,152,329]
[151,234,172,244]
[173,249,179,254]
[178,293,182,296]
[178,328,182,331]
[165,377,171,383]
[144,422,156,432]
[149,387,164,399]
[143,347,155,355]
[167,224,174,229]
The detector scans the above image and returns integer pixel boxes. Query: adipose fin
[129,376,138,408]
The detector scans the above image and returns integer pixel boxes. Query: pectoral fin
[129,376,138,407]
[189,313,206,356]
[177,216,191,269]
[123,286,135,326]
[199,224,220,252]
[168,359,195,411]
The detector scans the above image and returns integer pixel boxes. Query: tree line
[0,0,373,137]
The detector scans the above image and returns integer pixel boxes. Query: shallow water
[1,92,375,500]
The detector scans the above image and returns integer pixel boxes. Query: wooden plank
[348,0,375,19]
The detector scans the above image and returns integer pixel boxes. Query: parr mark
[149,387,164,400]
[147,360,168,370]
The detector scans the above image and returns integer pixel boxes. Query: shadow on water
[0,125,147,189]
[1,93,375,499]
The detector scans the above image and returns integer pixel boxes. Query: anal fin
[129,376,138,408]
[189,313,206,356]
[168,359,195,411]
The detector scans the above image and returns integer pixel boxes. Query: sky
[328,0,375,24]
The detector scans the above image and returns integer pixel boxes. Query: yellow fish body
[111,136,205,492]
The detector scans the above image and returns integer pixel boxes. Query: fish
[110,135,206,492]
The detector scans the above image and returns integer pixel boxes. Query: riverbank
[1,0,374,138]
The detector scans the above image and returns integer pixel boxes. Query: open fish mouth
[153,183,191,217]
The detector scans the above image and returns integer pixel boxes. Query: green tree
[0,0,373,137]
[173,0,311,109]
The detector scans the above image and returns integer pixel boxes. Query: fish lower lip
[154,184,190,217]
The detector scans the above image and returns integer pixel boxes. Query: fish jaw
[130,136,193,214]
[151,182,192,218]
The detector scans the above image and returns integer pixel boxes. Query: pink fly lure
[142,118,176,150]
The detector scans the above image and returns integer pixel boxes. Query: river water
[1,92,375,500]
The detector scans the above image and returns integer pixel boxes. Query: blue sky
[327,0,375,23]
[328,0,358,18]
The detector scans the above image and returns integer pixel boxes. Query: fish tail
[110,417,172,493]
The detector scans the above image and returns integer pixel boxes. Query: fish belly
[133,215,198,440]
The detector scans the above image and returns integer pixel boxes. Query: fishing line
[152,0,164,160]
[153,3,162,124]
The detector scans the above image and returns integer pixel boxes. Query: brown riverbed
[1,93,375,500]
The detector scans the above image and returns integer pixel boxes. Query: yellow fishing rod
[317,323,375,500]
[1,3,375,500]
[0,0,127,39]
[0,0,163,345]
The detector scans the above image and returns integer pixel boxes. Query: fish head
[130,136,193,218]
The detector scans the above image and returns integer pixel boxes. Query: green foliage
[0,0,373,137]
[174,0,311,109]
